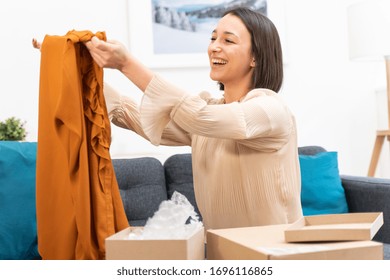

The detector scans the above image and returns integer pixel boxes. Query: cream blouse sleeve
[104,83,191,146]
[142,75,294,151]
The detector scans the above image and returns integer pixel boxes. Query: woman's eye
[225,39,234,43]
[210,37,216,41]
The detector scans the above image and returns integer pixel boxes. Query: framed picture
[127,0,287,69]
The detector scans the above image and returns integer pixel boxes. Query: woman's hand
[85,36,153,91]
[32,38,41,51]
[85,36,130,71]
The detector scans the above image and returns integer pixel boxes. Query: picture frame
[127,0,287,69]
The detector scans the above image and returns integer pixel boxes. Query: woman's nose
[208,40,222,54]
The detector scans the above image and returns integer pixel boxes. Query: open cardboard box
[105,226,205,260]
[207,223,383,260]
[284,212,383,243]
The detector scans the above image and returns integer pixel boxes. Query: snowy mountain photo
[151,0,267,54]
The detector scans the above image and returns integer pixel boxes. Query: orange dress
[36,30,128,260]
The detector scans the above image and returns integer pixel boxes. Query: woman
[85,7,303,230]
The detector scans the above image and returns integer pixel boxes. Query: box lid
[207,223,383,260]
[284,212,383,243]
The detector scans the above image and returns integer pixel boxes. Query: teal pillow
[0,141,40,259]
[299,151,349,216]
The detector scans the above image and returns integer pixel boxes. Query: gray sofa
[113,146,390,259]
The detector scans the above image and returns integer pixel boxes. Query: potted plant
[0,117,27,141]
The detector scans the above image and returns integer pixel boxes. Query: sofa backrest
[113,153,200,226]
[298,145,326,155]
[163,153,200,219]
[113,157,168,226]
[113,147,330,226]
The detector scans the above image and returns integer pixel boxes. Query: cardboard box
[207,224,383,260]
[106,226,205,260]
[284,212,383,242]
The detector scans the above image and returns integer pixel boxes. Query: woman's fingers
[90,36,112,52]
[85,38,106,67]
[32,38,41,50]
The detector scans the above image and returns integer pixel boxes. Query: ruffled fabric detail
[69,30,112,192]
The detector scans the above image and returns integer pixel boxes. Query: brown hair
[219,7,283,92]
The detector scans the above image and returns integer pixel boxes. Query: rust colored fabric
[36,30,128,260]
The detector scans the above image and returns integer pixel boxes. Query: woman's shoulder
[242,88,278,102]
[241,88,291,113]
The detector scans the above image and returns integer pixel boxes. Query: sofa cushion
[113,157,168,226]
[163,154,201,220]
[299,151,349,216]
[0,141,40,260]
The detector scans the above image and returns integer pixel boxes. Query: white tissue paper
[127,191,203,240]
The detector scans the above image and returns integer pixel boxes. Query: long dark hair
[219,7,283,92]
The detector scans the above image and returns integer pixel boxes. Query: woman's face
[208,13,255,89]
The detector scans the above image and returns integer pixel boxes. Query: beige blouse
[105,75,303,230]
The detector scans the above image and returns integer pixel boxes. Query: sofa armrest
[341,175,390,244]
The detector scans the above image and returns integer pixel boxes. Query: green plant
[0,117,27,141]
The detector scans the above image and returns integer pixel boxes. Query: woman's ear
[250,58,256,67]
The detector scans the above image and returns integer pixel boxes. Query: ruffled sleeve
[105,81,191,146]
[141,75,293,151]
[104,83,149,139]
[141,75,191,145]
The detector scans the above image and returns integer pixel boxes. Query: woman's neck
[223,84,252,104]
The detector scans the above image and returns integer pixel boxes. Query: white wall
[0,0,388,177]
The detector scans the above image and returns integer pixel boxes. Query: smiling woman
[208,13,256,100]
[211,7,283,94]
[84,6,302,231]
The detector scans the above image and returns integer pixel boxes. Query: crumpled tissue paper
[127,191,203,240]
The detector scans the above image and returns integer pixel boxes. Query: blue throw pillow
[299,151,349,216]
[0,141,40,260]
